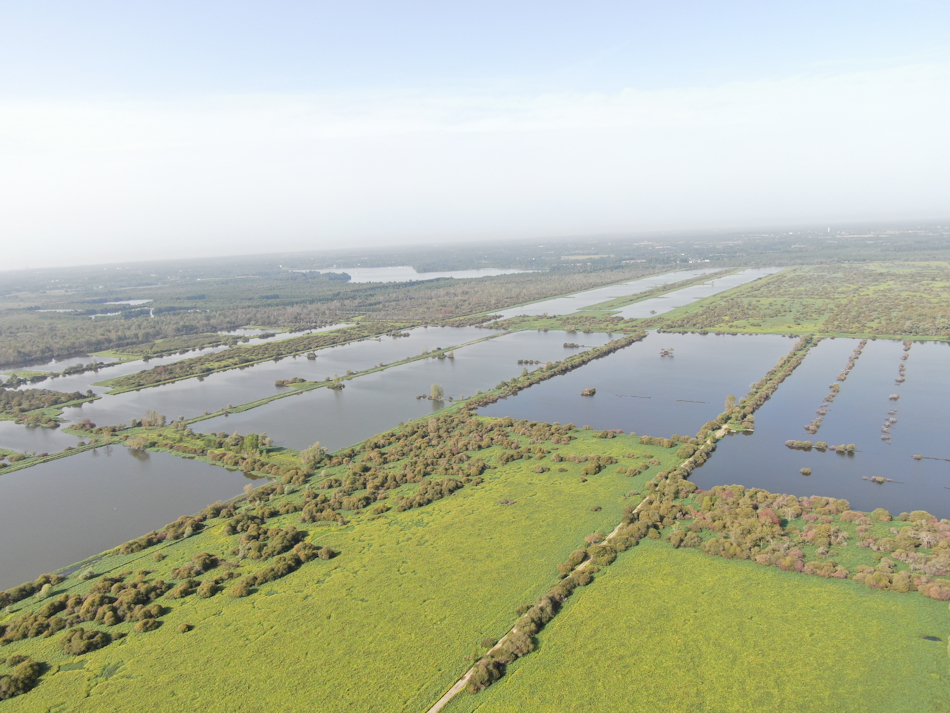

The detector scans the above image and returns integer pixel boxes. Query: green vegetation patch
[447,540,950,713]
[0,425,677,712]
[645,263,950,339]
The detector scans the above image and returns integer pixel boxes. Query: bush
[60,627,112,656]
[0,658,44,700]
[134,618,162,633]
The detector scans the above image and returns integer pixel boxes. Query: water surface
[692,339,950,518]
[0,420,82,454]
[0,448,262,590]
[194,331,613,450]
[493,269,719,319]
[614,267,784,318]
[70,326,489,428]
[480,332,794,437]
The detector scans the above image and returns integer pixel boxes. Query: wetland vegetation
[1,230,949,711]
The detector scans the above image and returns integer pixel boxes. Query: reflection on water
[193,330,613,451]
[0,448,265,590]
[0,420,81,453]
[479,332,794,438]
[692,339,950,518]
[70,326,490,428]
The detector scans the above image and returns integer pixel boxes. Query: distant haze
[1,2,948,270]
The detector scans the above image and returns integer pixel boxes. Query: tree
[300,441,326,469]
[243,434,260,454]
[430,383,444,400]
[724,394,737,411]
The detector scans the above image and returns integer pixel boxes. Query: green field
[0,428,678,712]
[645,263,950,340]
[446,539,950,713]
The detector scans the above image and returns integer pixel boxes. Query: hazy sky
[2,1,949,269]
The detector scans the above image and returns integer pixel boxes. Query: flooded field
[65,326,489,428]
[493,269,718,319]
[480,332,794,437]
[613,267,784,318]
[692,339,950,518]
[194,330,613,450]
[0,449,262,590]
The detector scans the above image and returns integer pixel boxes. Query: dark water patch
[193,331,612,451]
[479,332,793,438]
[0,448,264,590]
[692,340,950,519]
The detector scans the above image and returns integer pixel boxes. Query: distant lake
[292,266,531,283]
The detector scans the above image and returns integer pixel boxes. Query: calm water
[193,331,613,450]
[493,269,719,319]
[3,354,119,374]
[68,326,489,429]
[0,420,81,453]
[614,267,784,318]
[0,449,262,590]
[480,332,794,437]
[294,266,530,283]
[12,347,231,395]
[692,339,950,518]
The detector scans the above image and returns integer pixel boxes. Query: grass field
[445,539,950,713]
[645,263,950,340]
[0,429,678,713]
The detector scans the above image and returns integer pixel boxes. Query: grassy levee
[0,430,678,712]
[446,539,950,713]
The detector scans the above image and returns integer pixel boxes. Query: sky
[1,1,949,269]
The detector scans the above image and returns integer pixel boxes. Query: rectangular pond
[479,332,795,438]
[193,330,613,451]
[0,448,263,590]
[691,339,950,518]
[64,326,489,429]
[493,269,720,319]
[613,267,784,318]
